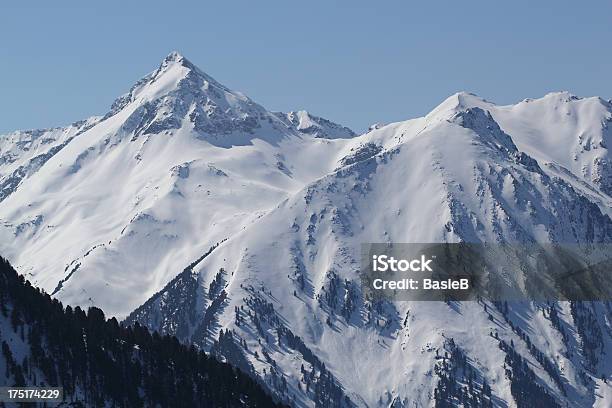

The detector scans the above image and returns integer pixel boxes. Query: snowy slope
[0,52,356,317]
[1,53,611,407]
[127,98,612,407]
[0,117,101,202]
[438,92,612,216]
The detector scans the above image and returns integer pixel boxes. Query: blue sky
[1,1,611,133]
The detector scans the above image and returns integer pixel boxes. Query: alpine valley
[1,52,611,407]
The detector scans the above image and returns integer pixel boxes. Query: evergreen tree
[0,256,284,407]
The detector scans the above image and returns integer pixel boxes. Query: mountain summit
[102,52,356,148]
[0,54,611,407]
[0,53,359,317]
[105,51,291,147]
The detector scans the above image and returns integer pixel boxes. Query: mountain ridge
[1,53,611,407]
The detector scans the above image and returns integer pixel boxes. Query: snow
[593,378,612,408]
[1,53,610,407]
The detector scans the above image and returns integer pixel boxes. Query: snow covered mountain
[0,52,354,317]
[1,52,611,407]
[439,92,612,216]
[126,93,612,407]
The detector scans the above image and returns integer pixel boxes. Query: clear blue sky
[1,1,611,134]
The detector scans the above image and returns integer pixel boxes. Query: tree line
[0,256,284,407]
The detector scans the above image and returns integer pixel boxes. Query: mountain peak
[164,50,185,63]
[426,91,492,122]
[154,51,202,80]
[542,90,580,101]
[158,50,200,74]
[274,110,355,139]
[103,52,294,147]
[107,51,237,118]
[447,91,491,109]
